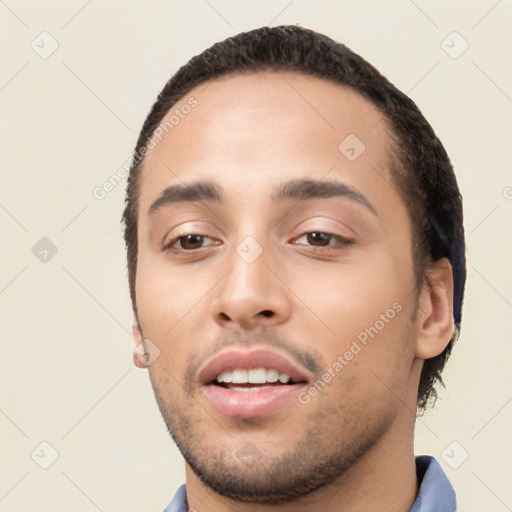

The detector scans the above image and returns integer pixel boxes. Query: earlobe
[415,258,455,360]
[132,313,147,369]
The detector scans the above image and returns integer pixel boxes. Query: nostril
[260,310,274,318]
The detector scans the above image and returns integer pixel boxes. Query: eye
[293,231,352,249]
[165,233,216,251]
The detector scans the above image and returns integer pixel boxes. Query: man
[122,25,466,511]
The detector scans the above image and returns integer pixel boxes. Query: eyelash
[164,234,218,252]
[292,232,353,251]
[163,231,353,253]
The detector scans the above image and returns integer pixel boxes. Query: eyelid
[164,233,219,251]
[291,231,354,248]
[288,215,358,239]
[163,230,353,248]
[161,219,223,248]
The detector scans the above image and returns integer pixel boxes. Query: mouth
[199,349,310,418]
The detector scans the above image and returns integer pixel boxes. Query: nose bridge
[226,234,273,302]
[211,231,291,326]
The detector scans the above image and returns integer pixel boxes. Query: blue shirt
[163,455,456,511]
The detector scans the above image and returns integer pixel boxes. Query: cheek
[134,259,209,386]
[301,309,416,428]
[135,248,211,337]
[291,254,407,340]
[289,249,415,384]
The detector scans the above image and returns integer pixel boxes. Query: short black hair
[122,25,466,411]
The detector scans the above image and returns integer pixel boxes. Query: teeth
[266,369,279,382]
[278,373,290,384]
[227,385,273,392]
[232,369,248,383]
[248,368,267,383]
[216,372,232,383]
[215,368,292,384]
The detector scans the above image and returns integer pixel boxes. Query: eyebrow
[148,178,377,217]
[149,181,222,214]
[272,179,378,217]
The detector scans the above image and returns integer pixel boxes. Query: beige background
[1,0,511,510]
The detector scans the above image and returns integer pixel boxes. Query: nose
[210,240,292,330]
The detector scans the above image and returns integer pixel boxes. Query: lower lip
[202,383,305,417]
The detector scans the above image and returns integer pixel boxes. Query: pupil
[307,232,330,246]
[182,234,203,249]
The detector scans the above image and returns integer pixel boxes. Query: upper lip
[198,348,311,385]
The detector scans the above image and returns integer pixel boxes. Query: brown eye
[164,233,211,252]
[178,234,205,250]
[164,233,219,253]
[293,231,353,250]
[306,232,332,246]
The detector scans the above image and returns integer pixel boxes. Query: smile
[199,349,309,417]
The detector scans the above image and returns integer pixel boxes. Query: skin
[132,72,454,511]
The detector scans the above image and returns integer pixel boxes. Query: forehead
[138,71,394,206]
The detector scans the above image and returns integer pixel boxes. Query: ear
[132,313,147,369]
[415,258,455,360]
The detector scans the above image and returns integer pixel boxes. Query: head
[122,26,465,503]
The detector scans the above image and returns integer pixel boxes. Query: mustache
[184,327,325,389]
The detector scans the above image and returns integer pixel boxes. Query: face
[134,72,421,503]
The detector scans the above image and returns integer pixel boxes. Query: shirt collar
[409,455,456,512]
